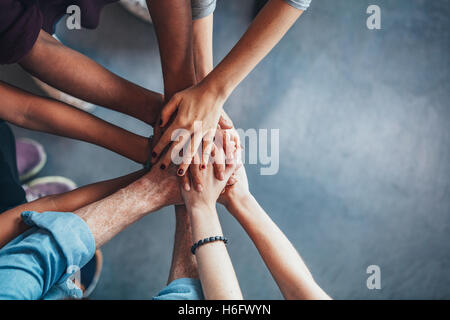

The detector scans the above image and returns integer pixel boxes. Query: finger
[218,113,233,129]
[160,94,180,127]
[223,131,235,163]
[177,129,203,176]
[232,131,241,152]
[201,129,215,169]
[151,123,180,163]
[227,174,237,186]
[223,155,238,181]
[236,144,243,167]
[159,132,189,169]
[212,144,226,180]
[152,114,163,145]
[150,124,162,166]
[230,144,242,169]
[190,153,204,192]
[180,171,191,192]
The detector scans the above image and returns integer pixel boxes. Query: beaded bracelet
[191,236,229,255]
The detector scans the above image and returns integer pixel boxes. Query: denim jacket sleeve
[0,211,95,300]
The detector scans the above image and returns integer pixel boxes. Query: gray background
[0,0,449,299]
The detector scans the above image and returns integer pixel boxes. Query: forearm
[18,30,163,125]
[147,0,197,99]
[75,169,177,248]
[189,205,243,300]
[202,0,303,99]
[0,81,149,164]
[193,14,214,81]
[227,195,330,300]
[0,170,145,248]
[192,15,236,129]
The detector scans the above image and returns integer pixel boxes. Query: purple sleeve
[0,0,44,64]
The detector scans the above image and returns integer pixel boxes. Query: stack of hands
[0,0,330,301]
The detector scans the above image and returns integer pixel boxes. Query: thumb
[161,95,180,127]
[218,114,233,129]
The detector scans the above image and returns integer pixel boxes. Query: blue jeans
[0,211,95,300]
[153,278,204,300]
[0,210,204,300]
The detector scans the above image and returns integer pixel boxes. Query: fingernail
[152,151,157,158]
[219,172,224,180]
[184,184,190,191]
[196,184,203,192]
[201,164,206,169]
[177,169,184,176]
[160,164,166,170]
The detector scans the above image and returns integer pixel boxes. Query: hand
[179,127,241,192]
[218,165,251,210]
[181,148,238,211]
[151,82,228,176]
[142,158,184,207]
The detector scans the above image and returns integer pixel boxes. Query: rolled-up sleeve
[0,0,43,64]
[0,211,95,300]
[191,0,216,20]
[284,0,312,11]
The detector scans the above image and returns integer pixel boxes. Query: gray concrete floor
[1,0,449,299]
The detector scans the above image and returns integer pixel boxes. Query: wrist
[189,201,217,216]
[226,193,255,219]
[139,169,180,210]
[144,91,164,126]
[200,73,232,103]
[190,201,216,214]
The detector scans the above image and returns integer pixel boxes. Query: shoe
[23,176,77,202]
[120,0,152,22]
[16,138,47,182]
[79,250,103,298]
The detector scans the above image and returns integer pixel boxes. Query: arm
[152,0,304,173]
[219,167,330,300]
[146,0,197,100]
[189,204,242,300]
[18,30,163,126]
[75,161,183,247]
[201,0,303,98]
[0,81,150,164]
[182,150,242,300]
[146,2,231,191]
[192,14,214,81]
[0,169,145,248]
[0,163,182,299]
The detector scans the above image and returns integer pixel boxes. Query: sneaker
[120,0,152,22]
[16,138,47,182]
[23,176,77,202]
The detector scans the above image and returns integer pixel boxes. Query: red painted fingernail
[201,164,206,169]
[160,164,166,170]
[152,152,157,158]
[177,169,184,176]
